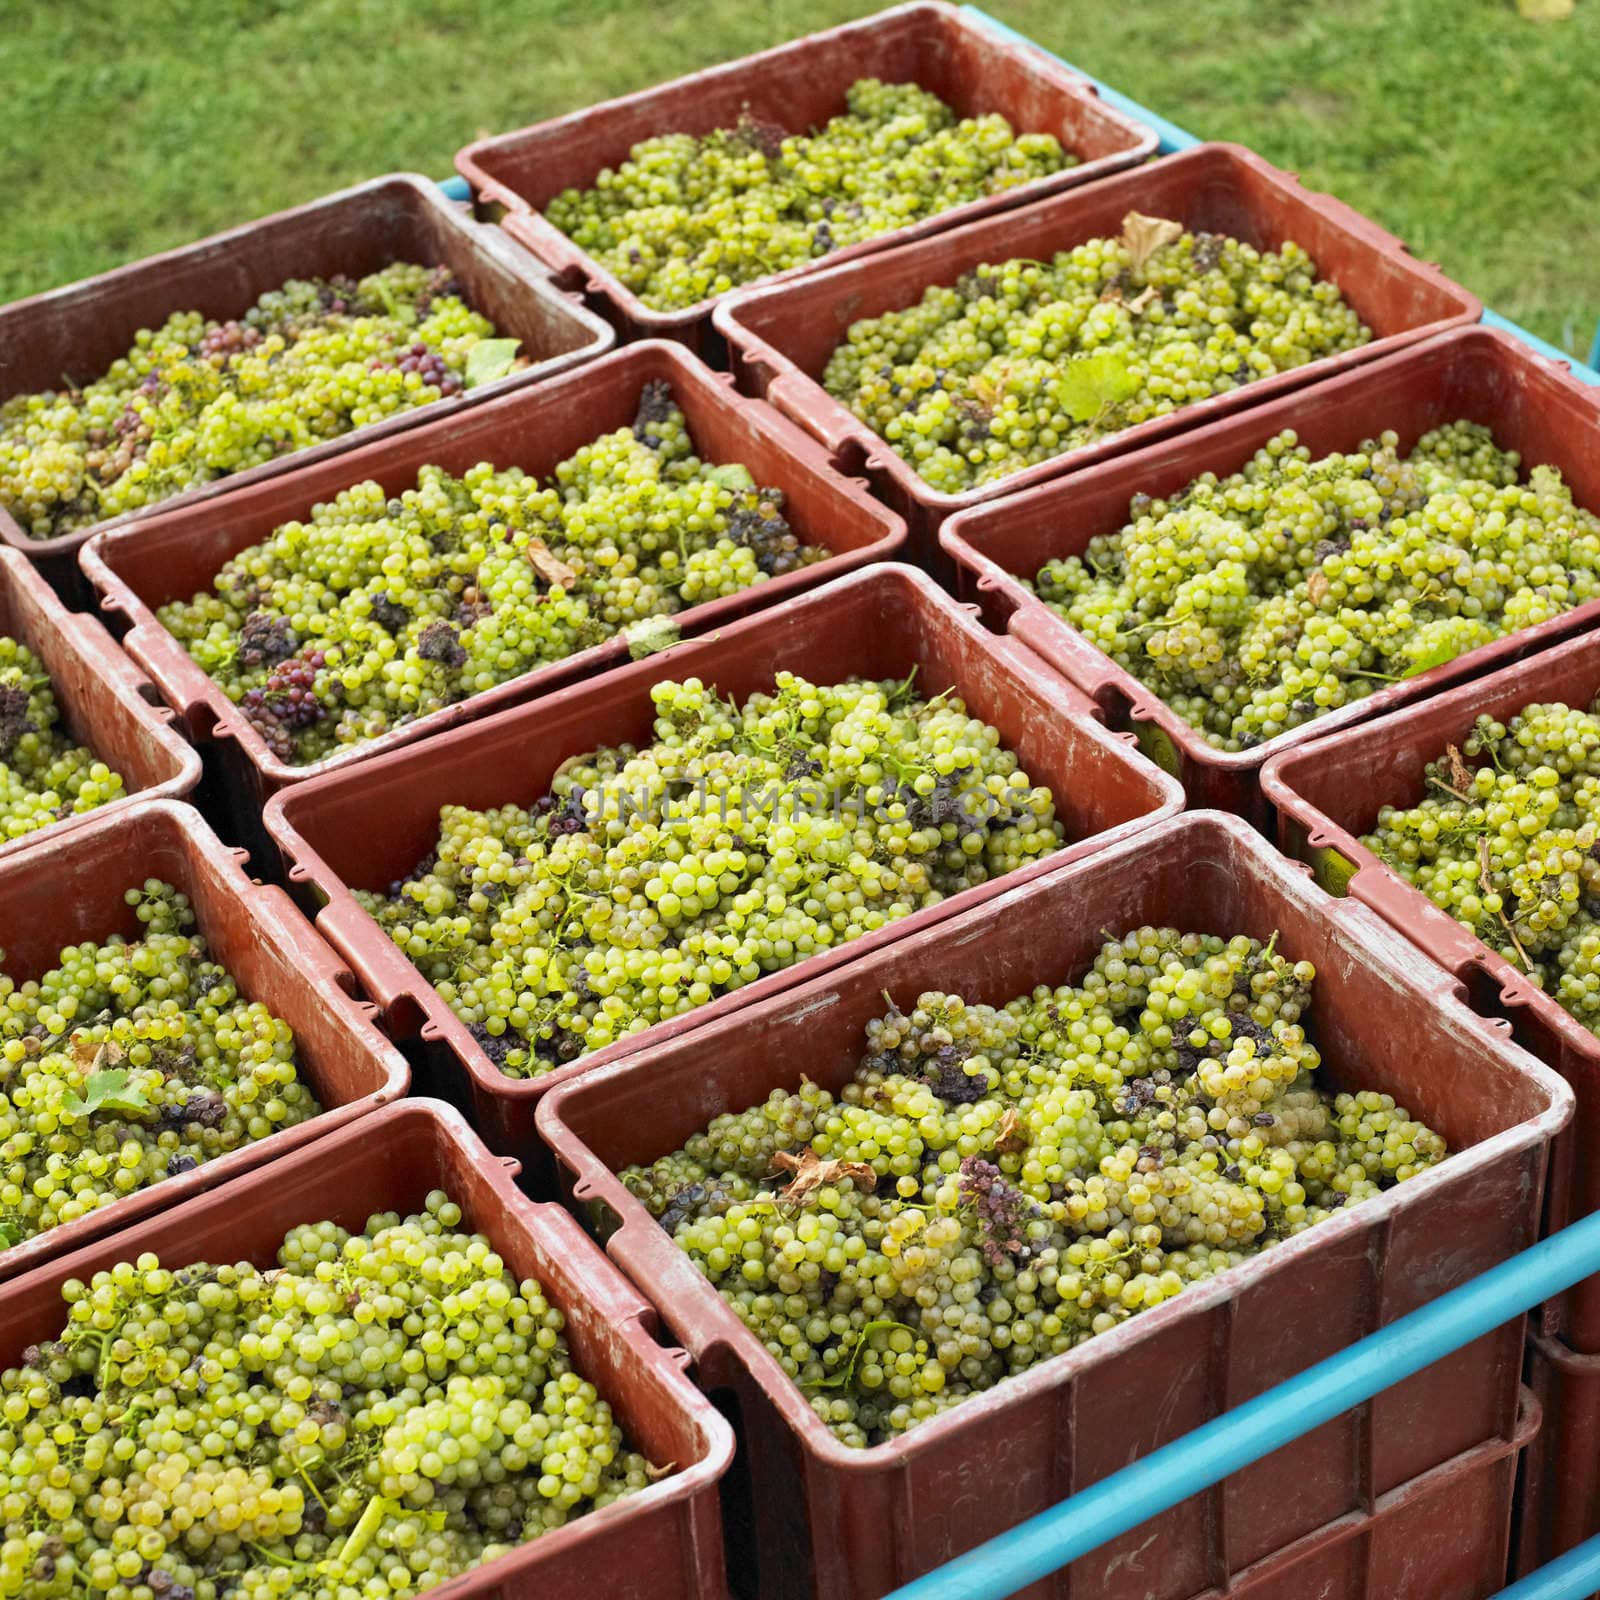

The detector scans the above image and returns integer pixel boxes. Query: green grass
[2,0,1595,354]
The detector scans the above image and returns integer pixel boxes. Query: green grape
[622,929,1446,1447]
[1031,424,1600,752]
[354,671,1064,1068]
[0,1189,660,1599]
[1366,698,1600,1030]
[0,881,320,1252]
[546,79,1074,312]
[822,227,1369,492]
[0,634,126,840]
[0,264,502,541]
[157,383,827,765]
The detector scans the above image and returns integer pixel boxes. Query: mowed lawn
[1,0,1595,354]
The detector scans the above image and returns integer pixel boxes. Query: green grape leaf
[0,1221,20,1249]
[624,616,683,659]
[706,463,755,492]
[1312,846,1359,897]
[369,277,414,325]
[807,1319,920,1391]
[464,339,523,390]
[1052,353,1138,423]
[63,1068,150,1120]
[1402,639,1467,679]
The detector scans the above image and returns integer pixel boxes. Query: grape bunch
[0,264,503,540]
[0,1189,662,1599]
[357,670,1063,1066]
[0,881,319,1253]
[821,216,1369,492]
[622,928,1447,1447]
[158,383,827,765]
[1366,699,1600,1029]
[546,78,1072,312]
[1033,425,1600,752]
[0,634,126,842]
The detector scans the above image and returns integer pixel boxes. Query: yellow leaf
[1121,211,1184,272]
[770,1147,877,1205]
[995,1107,1027,1156]
[525,536,577,589]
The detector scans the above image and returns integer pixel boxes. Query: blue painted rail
[880,1210,1600,1600]
[850,18,1600,1600]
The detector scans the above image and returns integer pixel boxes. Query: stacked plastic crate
[0,4,1597,1598]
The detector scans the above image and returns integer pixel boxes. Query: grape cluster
[0,1190,660,1599]
[0,882,319,1254]
[1034,425,1600,752]
[1365,699,1600,1028]
[622,928,1447,1447]
[158,384,827,765]
[821,223,1369,492]
[357,671,1063,1067]
[546,79,1072,312]
[0,634,126,842]
[0,264,501,540]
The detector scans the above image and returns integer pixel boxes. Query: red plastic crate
[262,563,1184,1167]
[80,340,907,858]
[0,546,200,865]
[535,810,1568,1600]
[1514,1327,1600,1597]
[1261,625,1600,1352]
[455,1,1158,356]
[0,1098,735,1600]
[942,326,1600,831]
[718,142,1481,561]
[0,798,408,1284]
[1227,1395,1536,1600]
[0,175,613,601]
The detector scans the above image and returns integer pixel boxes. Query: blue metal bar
[1483,309,1600,387]
[437,174,472,203]
[1494,1536,1600,1600]
[882,1209,1600,1600]
[959,7,1198,153]
[1590,320,1600,374]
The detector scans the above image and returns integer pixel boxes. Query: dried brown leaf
[770,1147,877,1205]
[1446,744,1474,794]
[526,536,578,589]
[1307,571,1331,607]
[995,1107,1027,1156]
[644,1460,676,1481]
[1121,211,1184,272]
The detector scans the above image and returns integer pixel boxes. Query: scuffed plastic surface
[0,174,613,599]
[0,1098,735,1600]
[80,340,907,844]
[456,1,1158,355]
[944,326,1600,830]
[0,798,408,1283]
[263,563,1182,1166]
[1263,623,1600,1351]
[0,546,199,865]
[535,810,1566,1600]
[720,142,1481,558]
